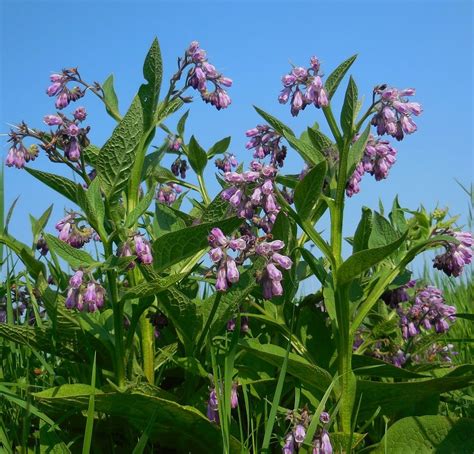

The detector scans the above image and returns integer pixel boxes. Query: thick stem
[140,311,155,383]
[197,173,211,205]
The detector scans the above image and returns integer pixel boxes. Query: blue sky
[1,0,472,273]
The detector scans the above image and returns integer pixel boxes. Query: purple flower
[371,86,422,141]
[55,213,93,248]
[279,56,329,116]
[320,430,332,454]
[156,183,182,206]
[64,138,81,161]
[433,230,472,277]
[231,383,239,409]
[319,412,330,424]
[215,153,238,173]
[44,114,63,126]
[69,270,84,288]
[294,424,306,446]
[207,388,219,423]
[283,433,295,454]
[133,234,153,265]
[73,107,87,121]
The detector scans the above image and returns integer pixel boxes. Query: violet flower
[433,230,472,277]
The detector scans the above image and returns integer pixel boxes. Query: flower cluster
[283,408,332,454]
[168,134,182,152]
[381,280,416,309]
[0,285,45,326]
[207,382,239,424]
[5,135,39,169]
[255,240,293,299]
[55,213,93,248]
[65,270,105,313]
[148,311,168,338]
[278,57,329,116]
[245,125,286,167]
[156,183,182,206]
[215,153,238,173]
[346,135,397,197]
[208,228,247,291]
[433,230,472,277]
[119,233,154,266]
[371,86,422,141]
[222,162,280,232]
[46,69,85,109]
[398,286,456,338]
[171,157,188,179]
[185,41,232,110]
[227,314,249,333]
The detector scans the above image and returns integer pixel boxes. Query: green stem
[195,292,223,354]
[108,266,125,387]
[322,106,343,146]
[140,311,155,383]
[197,173,211,205]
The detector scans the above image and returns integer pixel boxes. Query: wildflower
[371,87,422,141]
[231,383,239,409]
[35,237,49,256]
[156,183,182,206]
[46,70,84,110]
[185,41,232,110]
[283,433,295,454]
[73,106,87,121]
[215,153,238,173]
[69,270,84,288]
[245,125,287,167]
[207,388,219,423]
[320,430,333,454]
[433,230,472,277]
[278,56,329,117]
[294,424,306,446]
[148,311,168,338]
[170,158,188,179]
[133,234,153,265]
[55,213,93,248]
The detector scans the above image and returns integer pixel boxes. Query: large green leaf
[353,207,372,253]
[324,54,357,100]
[25,168,81,204]
[374,416,474,454]
[306,127,333,154]
[151,217,242,273]
[337,232,407,285]
[368,211,399,248]
[239,339,332,393]
[340,76,358,136]
[122,273,185,300]
[357,368,474,420]
[294,161,327,219]
[34,386,241,453]
[45,234,97,269]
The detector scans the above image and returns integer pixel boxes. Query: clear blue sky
[1,0,472,272]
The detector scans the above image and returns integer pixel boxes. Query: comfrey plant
[1,38,473,453]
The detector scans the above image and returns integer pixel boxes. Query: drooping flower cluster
[346,135,397,197]
[46,69,85,110]
[65,270,105,313]
[371,86,422,141]
[206,382,239,424]
[0,284,45,326]
[381,280,416,309]
[227,313,249,333]
[255,240,293,299]
[222,162,280,232]
[278,57,329,116]
[5,134,39,169]
[245,125,287,167]
[167,134,183,152]
[398,286,456,338]
[36,237,49,256]
[185,41,232,110]
[156,183,182,206]
[55,213,93,248]
[215,153,238,173]
[171,157,188,179]
[119,233,154,266]
[208,228,247,291]
[148,311,168,338]
[282,408,332,454]
[432,229,472,277]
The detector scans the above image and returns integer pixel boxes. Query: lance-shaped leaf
[294,160,327,219]
[102,74,121,121]
[125,188,155,228]
[283,131,325,165]
[207,136,231,159]
[253,106,294,136]
[122,273,185,300]
[307,127,334,154]
[187,135,208,175]
[25,168,81,205]
[325,54,357,100]
[177,109,189,136]
[353,207,372,253]
[152,217,242,273]
[45,234,97,269]
[337,231,407,285]
[340,76,358,136]
[347,123,371,175]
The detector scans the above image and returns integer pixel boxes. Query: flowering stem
[195,292,223,354]
[197,173,211,205]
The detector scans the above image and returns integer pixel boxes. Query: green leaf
[307,127,333,154]
[151,217,242,273]
[125,188,155,228]
[81,179,105,235]
[283,131,325,165]
[353,207,372,253]
[187,135,208,175]
[368,211,399,248]
[347,123,371,175]
[177,109,189,136]
[294,161,327,219]
[253,106,294,136]
[83,144,100,166]
[325,54,357,100]
[122,273,185,300]
[340,76,358,136]
[142,38,163,109]
[25,168,80,204]
[200,191,232,223]
[102,74,121,121]
[45,234,97,269]
[337,232,407,285]
[34,387,240,453]
[30,204,53,239]
[352,354,427,379]
[357,368,474,420]
[239,338,332,393]
[207,136,231,159]
[374,416,474,454]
